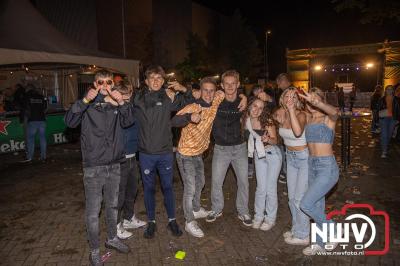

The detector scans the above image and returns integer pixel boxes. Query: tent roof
[0,0,139,78]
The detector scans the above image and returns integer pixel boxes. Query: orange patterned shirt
[177,93,224,156]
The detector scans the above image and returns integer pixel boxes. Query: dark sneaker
[205,211,222,223]
[89,249,103,266]
[238,214,253,226]
[105,237,130,253]
[144,221,156,239]
[167,219,183,237]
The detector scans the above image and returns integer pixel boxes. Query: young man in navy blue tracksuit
[134,65,193,239]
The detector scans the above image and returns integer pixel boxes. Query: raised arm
[299,91,339,121]
[286,90,306,137]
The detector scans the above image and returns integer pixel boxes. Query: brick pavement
[0,115,399,266]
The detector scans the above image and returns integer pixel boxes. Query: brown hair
[145,65,166,79]
[221,69,240,82]
[94,69,113,81]
[200,76,217,88]
[242,97,274,131]
[114,81,133,98]
[309,87,325,101]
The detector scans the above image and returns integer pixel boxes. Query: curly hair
[242,97,274,131]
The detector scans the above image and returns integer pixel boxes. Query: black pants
[118,156,139,222]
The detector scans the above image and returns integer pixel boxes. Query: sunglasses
[96,79,113,85]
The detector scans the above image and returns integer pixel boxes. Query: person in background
[349,84,357,113]
[274,73,292,184]
[378,85,397,158]
[392,84,400,142]
[22,84,47,163]
[370,85,384,134]
[337,87,345,113]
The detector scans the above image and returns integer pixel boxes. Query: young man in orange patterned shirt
[171,77,225,238]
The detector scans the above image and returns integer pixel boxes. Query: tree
[333,0,400,24]
[176,10,261,82]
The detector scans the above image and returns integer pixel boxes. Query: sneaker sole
[184,227,204,238]
[104,243,130,254]
[123,223,147,229]
[206,213,222,223]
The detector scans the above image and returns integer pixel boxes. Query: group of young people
[65,67,340,265]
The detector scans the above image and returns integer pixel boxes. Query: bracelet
[82,97,90,104]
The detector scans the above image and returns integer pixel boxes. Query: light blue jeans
[254,145,282,224]
[379,116,396,153]
[286,148,310,239]
[300,155,339,247]
[211,143,249,216]
[27,121,47,160]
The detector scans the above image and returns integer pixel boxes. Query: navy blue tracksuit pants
[139,152,176,221]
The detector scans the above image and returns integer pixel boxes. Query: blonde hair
[279,87,303,109]
[221,70,240,82]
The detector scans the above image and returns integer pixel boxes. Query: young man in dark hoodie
[134,65,192,239]
[65,70,134,266]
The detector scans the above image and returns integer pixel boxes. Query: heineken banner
[0,113,68,154]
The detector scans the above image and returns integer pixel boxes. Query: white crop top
[278,127,307,146]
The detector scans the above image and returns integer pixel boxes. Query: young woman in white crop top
[274,88,310,246]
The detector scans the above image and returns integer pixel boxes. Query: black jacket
[25,91,47,122]
[134,87,192,154]
[212,96,244,146]
[64,95,135,167]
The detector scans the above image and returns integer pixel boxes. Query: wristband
[82,97,90,104]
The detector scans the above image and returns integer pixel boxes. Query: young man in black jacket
[65,70,135,266]
[134,65,192,239]
[23,85,47,162]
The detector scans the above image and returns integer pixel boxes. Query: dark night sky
[194,0,400,78]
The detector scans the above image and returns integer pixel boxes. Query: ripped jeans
[139,152,176,221]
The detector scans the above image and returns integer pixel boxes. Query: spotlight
[366,62,374,68]
[314,65,322,71]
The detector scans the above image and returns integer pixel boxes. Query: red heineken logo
[0,120,12,135]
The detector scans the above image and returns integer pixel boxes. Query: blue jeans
[27,121,47,160]
[139,152,175,221]
[254,145,282,223]
[379,117,396,153]
[371,110,379,132]
[211,143,249,216]
[83,163,120,250]
[300,155,339,247]
[176,153,205,222]
[286,149,310,239]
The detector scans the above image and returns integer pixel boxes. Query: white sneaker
[259,221,275,231]
[283,231,293,239]
[252,220,262,229]
[185,221,204,238]
[123,215,147,229]
[303,244,325,256]
[117,223,133,240]
[284,236,309,246]
[193,207,210,219]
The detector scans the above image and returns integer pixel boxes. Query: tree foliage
[176,10,261,82]
[333,0,400,24]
